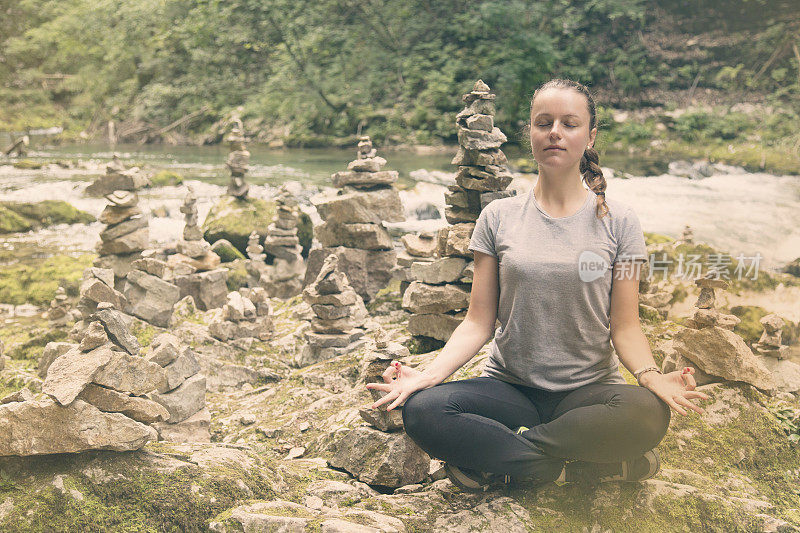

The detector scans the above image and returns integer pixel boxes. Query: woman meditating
[366,79,709,491]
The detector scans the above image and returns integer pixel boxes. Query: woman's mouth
[544,146,565,151]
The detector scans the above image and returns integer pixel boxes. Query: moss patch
[0,201,94,234]
[149,170,183,187]
[0,254,94,306]
[203,197,276,254]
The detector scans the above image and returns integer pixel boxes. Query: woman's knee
[621,386,671,447]
[401,386,442,437]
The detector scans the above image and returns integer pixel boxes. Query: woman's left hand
[641,367,710,416]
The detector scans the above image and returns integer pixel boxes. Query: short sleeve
[613,207,647,264]
[468,204,499,257]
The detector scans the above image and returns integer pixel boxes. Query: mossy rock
[784,257,800,278]
[150,169,183,187]
[644,232,675,246]
[210,238,245,263]
[0,201,94,234]
[730,305,770,345]
[11,159,42,170]
[203,196,275,253]
[297,211,313,258]
[0,254,94,306]
[225,259,249,292]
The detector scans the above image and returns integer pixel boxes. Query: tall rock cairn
[95,190,149,285]
[226,116,250,199]
[298,255,368,367]
[306,136,404,303]
[169,187,228,311]
[85,154,150,197]
[259,185,305,298]
[403,80,514,343]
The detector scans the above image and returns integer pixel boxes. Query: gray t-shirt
[468,188,647,392]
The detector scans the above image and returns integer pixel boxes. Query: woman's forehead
[531,88,589,117]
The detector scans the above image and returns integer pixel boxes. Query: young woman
[367,79,709,490]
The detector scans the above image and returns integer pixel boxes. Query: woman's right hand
[366,363,432,411]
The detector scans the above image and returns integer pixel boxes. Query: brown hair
[531,79,609,219]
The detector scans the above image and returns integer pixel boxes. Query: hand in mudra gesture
[642,367,710,416]
[366,362,431,411]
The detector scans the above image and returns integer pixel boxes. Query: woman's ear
[588,127,598,149]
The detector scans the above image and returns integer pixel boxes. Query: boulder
[42,345,113,406]
[673,326,776,393]
[77,383,169,423]
[316,222,393,250]
[0,398,156,455]
[410,257,468,284]
[202,196,275,253]
[313,192,382,224]
[407,312,465,342]
[92,350,167,396]
[326,426,429,487]
[123,269,181,327]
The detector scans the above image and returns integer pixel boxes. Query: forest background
[1,0,799,172]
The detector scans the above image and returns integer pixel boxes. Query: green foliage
[729,305,769,345]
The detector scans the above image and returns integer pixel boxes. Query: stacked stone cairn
[298,255,368,367]
[209,288,273,343]
[226,117,250,199]
[169,187,228,311]
[403,80,514,343]
[45,286,78,327]
[245,230,267,286]
[394,231,438,298]
[306,136,404,302]
[669,275,776,392]
[752,314,789,359]
[326,327,429,488]
[638,262,672,319]
[258,185,306,298]
[1,299,169,455]
[681,225,694,244]
[85,154,150,197]
[95,190,149,285]
[146,332,210,443]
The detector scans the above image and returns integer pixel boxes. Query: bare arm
[419,250,500,386]
[367,250,499,409]
[610,262,709,415]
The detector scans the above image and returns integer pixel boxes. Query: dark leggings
[402,377,671,484]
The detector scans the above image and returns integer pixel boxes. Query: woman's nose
[549,126,562,140]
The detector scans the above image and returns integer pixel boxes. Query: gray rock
[457,126,507,150]
[148,374,206,423]
[304,247,396,303]
[77,383,169,423]
[761,358,800,394]
[42,345,113,406]
[402,281,470,314]
[465,113,493,131]
[152,407,211,443]
[159,347,201,393]
[407,312,464,342]
[314,192,382,224]
[174,269,228,311]
[79,321,109,352]
[146,333,181,367]
[99,216,147,242]
[0,398,157,456]
[97,226,149,255]
[38,342,78,379]
[400,234,438,258]
[317,222,393,250]
[327,426,429,487]
[332,170,399,188]
[437,223,475,258]
[410,257,468,284]
[79,278,124,309]
[93,350,166,395]
[358,405,404,432]
[94,309,141,355]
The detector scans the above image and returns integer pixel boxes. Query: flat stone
[332,170,398,188]
[131,257,169,278]
[98,205,141,225]
[455,166,513,192]
[465,114,493,131]
[451,147,507,167]
[99,216,147,243]
[401,234,438,257]
[0,389,34,405]
[93,350,167,395]
[410,257,468,284]
[695,278,730,290]
[305,330,365,349]
[313,192,381,224]
[152,407,211,443]
[316,222,393,250]
[407,312,465,341]
[146,333,181,367]
[457,127,506,150]
[77,383,169,423]
[95,309,141,355]
[97,226,149,255]
[148,374,206,423]
[311,303,355,320]
[347,156,386,173]
[0,398,157,456]
[42,345,113,406]
[402,281,470,314]
[176,239,211,258]
[444,205,479,224]
[340,187,404,223]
